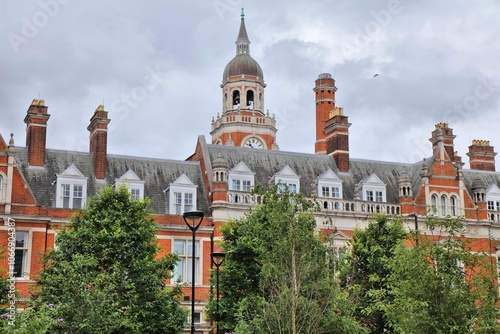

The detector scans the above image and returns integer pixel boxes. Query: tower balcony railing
[226,191,400,215]
[211,111,276,131]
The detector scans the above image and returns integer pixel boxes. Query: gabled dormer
[228,161,255,192]
[272,165,300,193]
[486,184,500,212]
[115,169,145,200]
[316,169,343,198]
[358,173,386,202]
[165,174,198,215]
[55,164,88,209]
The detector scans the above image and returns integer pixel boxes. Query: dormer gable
[358,173,386,202]
[58,164,86,178]
[115,169,145,200]
[165,173,198,215]
[317,169,343,198]
[272,165,300,193]
[55,164,88,209]
[228,161,255,192]
[486,184,500,211]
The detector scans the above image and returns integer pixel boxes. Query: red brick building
[2,10,500,333]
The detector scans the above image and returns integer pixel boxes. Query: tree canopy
[210,184,366,334]
[2,186,186,334]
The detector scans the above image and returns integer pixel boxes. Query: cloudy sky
[1,0,500,168]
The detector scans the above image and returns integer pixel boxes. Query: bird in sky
[373,73,380,78]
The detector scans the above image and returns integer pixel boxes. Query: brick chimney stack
[430,122,455,161]
[314,73,337,155]
[88,105,110,180]
[467,140,496,171]
[24,99,50,167]
[314,73,351,172]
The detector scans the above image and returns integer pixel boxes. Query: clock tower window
[246,90,254,109]
[232,90,240,108]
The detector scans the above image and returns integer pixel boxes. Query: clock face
[244,138,263,149]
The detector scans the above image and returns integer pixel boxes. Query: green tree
[210,184,365,334]
[381,215,500,334]
[3,186,186,334]
[340,214,407,333]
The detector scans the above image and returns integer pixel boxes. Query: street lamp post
[408,212,419,246]
[211,252,226,334]
[183,210,205,334]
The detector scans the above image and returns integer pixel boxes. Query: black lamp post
[211,252,226,334]
[408,212,419,246]
[183,210,205,334]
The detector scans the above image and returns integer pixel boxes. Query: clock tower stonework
[210,9,278,150]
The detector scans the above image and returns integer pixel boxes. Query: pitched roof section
[15,148,210,215]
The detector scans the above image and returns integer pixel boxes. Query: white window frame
[115,170,145,200]
[358,173,386,202]
[55,165,88,209]
[13,230,32,280]
[172,239,200,284]
[228,162,255,192]
[166,174,197,215]
[429,192,460,217]
[272,165,300,193]
[317,169,343,199]
[486,184,500,213]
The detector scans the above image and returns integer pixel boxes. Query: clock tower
[210,9,278,150]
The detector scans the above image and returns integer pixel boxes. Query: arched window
[246,90,254,109]
[431,194,438,214]
[0,175,3,202]
[232,90,240,108]
[440,195,448,216]
[450,196,457,216]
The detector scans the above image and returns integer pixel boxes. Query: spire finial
[241,7,244,19]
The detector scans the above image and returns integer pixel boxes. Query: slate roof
[205,144,500,204]
[14,148,210,215]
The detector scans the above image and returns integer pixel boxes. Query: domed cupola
[210,9,278,151]
[222,9,264,80]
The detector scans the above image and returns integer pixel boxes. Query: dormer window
[55,165,88,209]
[487,184,500,212]
[166,174,197,215]
[317,169,343,199]
[115,170,145,200]
[358,173,386,202]
[272,165,300,193]
[228,162,254,192]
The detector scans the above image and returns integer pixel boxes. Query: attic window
[316,169,343,199]
[166,174,198,215]
[228,162,255,192]
[272,165,300,193]
[358,173,386,202]
[115,170,145,200]
[55,164,88,209]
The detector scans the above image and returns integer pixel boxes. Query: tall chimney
[429,123,455,161]
[324,108,351,172]
[88,105,110,180]
[24,99,50,167]
[314,73,337,155]
[467,140,496,171]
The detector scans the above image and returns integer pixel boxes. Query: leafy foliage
[211,184,366,334]
[381,215,500,334]
[340,213,407,333]
[1,186,186,333]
